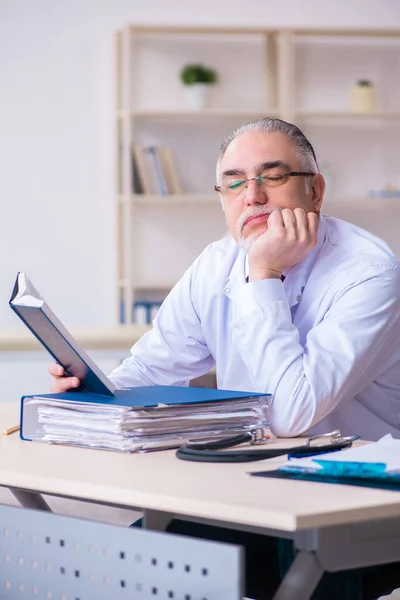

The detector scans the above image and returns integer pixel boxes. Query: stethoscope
[176,428,360,463]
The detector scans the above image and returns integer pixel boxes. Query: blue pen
[288,435,361,460]
[288,446,345,460]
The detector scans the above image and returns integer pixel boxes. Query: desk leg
[272,550,323,600]
[9,489,52,512]
[143,509,172,531]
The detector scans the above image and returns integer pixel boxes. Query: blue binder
[20,386,270,442]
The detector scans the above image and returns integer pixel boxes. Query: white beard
[238,231,265,254]
[236,207,282,254]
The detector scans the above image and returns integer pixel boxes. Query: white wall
[1,0,400,330]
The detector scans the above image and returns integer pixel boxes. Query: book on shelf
[132,144,182,195]
[132,143,156,194]
[132,149,144,194]
[146,146,168,195]
[133,300,163,325]
[158,146,183,194]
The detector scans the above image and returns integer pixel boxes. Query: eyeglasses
[214,171,315,198]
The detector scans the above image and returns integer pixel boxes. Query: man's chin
[237,234,258,254]
[237,228,267,254]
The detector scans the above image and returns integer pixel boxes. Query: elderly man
[52,117,400,440]
[50,118,400,599]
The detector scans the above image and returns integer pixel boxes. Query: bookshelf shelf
[130,108,281,120]
[134,280,177,291]
[118,194,218,206]
[128,25,400,38]
[297,111,400,121]
[132,193,217,205]
[0,325,152,352]
[115,24,400,325]
[324,196,400,209]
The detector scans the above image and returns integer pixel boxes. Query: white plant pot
[184,83,210,110]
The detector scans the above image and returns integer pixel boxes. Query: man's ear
[311,174,325,212]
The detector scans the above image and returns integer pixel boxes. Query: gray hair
[216,118,319,187]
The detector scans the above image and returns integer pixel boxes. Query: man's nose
[244,178,268,206]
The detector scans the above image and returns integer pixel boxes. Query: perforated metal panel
[0,504,243,599]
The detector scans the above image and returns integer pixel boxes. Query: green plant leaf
[180,63,218,85]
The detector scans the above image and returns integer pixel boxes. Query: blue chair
[0,504,243,599]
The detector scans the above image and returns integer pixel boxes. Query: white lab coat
[110,215,400,440]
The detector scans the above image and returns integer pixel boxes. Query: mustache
[237,206,283,238]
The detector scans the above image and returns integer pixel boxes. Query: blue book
[9,272,115,397]
[146,146,168,195]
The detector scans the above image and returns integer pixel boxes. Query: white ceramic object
[184,83,210,110]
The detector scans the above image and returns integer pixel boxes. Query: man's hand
[248,208,318,281]
[48,363,80,393]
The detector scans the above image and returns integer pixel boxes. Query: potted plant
[349,79,378,113]
[180,63,218,110]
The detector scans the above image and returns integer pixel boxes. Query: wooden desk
[1,402,400,600]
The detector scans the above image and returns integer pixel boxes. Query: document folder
[20,387,270,453]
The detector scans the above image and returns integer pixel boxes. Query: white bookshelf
[130,109,281,121]
[127,193,217,205]
[134,280,180,291]
[325,196,400,207]
[297,111,400,121]
[0,326,152,352]
[115,24,400,325]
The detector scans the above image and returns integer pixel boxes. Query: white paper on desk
[280,434,400,474]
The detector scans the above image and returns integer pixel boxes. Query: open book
[9,272,115,396]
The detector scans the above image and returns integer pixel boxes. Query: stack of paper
[279,434,400,481]
[22,394,269,453]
